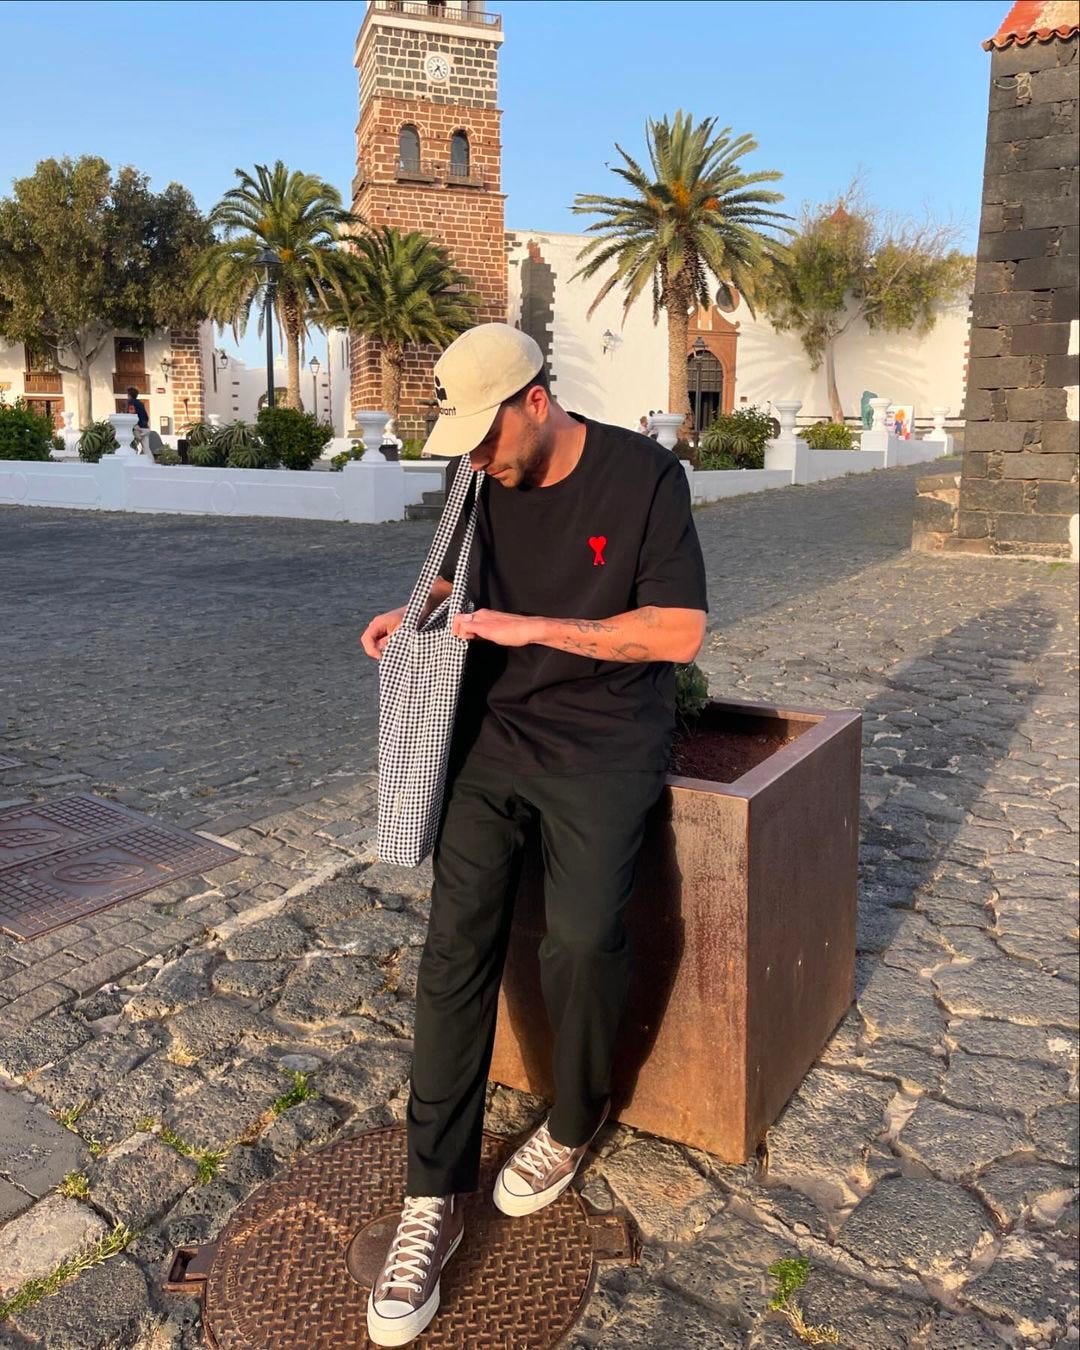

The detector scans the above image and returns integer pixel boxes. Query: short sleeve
[634,459,709,612]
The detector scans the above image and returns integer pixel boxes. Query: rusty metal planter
[489,698,861,1163]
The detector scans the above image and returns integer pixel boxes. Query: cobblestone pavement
[0,460,1077,1349]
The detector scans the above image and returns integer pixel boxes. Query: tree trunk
[75,361,93,427]
[665,298,691,435]
[824,341,844,423]
[282,292,302,410]
[380,346,404,423]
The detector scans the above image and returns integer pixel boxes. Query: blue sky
[1,0,1004,362]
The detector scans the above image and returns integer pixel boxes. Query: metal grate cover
[0,795,237,940]
[197,1127,610,1349]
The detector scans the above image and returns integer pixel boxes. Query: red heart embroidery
[588,535,607,566]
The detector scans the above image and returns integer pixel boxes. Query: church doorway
[687,351,724,432]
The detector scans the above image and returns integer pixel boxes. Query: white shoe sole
[492,1166,578,1217]
[366,1226,463,1347]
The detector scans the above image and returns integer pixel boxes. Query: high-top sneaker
[493,1105,609,1217]
[366,1193,464,1347]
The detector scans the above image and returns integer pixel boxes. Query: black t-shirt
[128,398,149,429]
[441,415,708,775]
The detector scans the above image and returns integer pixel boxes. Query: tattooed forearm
[532,607,706,664]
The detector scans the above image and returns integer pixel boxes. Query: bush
[329,444,364,472]
[51,433,65,455]
[400,438,425,460]
[77,420,119,463]
[0,398,54,461]
[699,406,773,470]
[256,407,332,471]
[184,422,215,449]
[803,421,855,450]
[215,420,276,469]
[675,662,709,729]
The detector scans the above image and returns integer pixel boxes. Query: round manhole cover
[202,1127,598,1348]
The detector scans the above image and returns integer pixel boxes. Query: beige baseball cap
[424,323,544,458]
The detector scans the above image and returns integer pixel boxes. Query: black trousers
[405,747,665,1197]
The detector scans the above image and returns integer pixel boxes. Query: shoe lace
[513,1123,573,1183]
[379,1196,446,1297]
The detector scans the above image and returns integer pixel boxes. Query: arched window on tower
[449,131,471,180]
[399,125,421,174]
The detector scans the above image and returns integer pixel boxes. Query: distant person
[637,414,649,435]
[646,410,659,439]
[126,387,153,462]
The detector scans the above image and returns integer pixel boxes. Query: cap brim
[423,401,499,458]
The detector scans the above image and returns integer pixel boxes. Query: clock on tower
[350,0,507,438]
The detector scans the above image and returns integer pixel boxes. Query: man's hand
[451,609,539,647]
[360,605,406,660]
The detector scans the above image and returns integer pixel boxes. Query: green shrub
[156,448,181,465]
[803,421,855,450]
[184,422,215,448]
[0,398,54,461]
[214,420,276,469]
[400,438,425,460]
[76,420,119,463]
[699,406,773,470]
[675,662,709,728]
[51,434,65,455]
[329,444,365,472]
[256,407,332,471]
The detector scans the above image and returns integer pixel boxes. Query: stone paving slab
[0,463,1076,1347]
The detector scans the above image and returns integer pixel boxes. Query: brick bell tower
[350,0,507,439]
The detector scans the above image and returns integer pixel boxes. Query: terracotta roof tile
[983,0,1079,49]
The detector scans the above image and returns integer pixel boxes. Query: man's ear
[526,384,550,421]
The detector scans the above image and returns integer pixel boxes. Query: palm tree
[195,162,360,409]
[573,112,789,425]
[314,226,478,424]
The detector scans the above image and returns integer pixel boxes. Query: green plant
[699,405,773,469]
[0,398,54,461]
[155,448,181,465]
[51,433,65,454]
[215,419,275,469]
[53,1102,88,1132]
[573,111,789,421]
[158,1123,227,1185]
[256,405,331,470]
[400,438,425,460]
[803,421,854,450]
[767,1258,839,1346]
[0,1223,135,1323]
[675,662,709,729]
[330,444,364,472]
[759,184,973,420]
[76,419,119,463]
[56,1171,90,1200]
[0,155,210,425]
[184,421,214,448]
[194,160,360,409]
[271,1070,316,1116]
[312,226,478,420]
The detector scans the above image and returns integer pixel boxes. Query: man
[125,386,154,461]
[360,324,707,1346]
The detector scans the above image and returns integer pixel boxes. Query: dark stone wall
[955,33,1079,557]
[519,240,557,391]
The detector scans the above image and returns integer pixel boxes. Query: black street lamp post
[691,336,708,455]
[256,246,281,410]
[309,355,321,418]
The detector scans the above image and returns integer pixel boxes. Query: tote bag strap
[401,456,481,630]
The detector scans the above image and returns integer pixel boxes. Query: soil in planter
[671,710,804,783]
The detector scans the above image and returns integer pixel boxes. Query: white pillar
[764,401,808,483]
[352,410,393,465]
[108,413,139,458]
[773,399,802,441]
[650,413,685,451]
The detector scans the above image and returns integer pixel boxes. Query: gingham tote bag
[377,457,482,866]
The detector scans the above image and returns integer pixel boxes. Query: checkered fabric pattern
[377,458,482,866]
